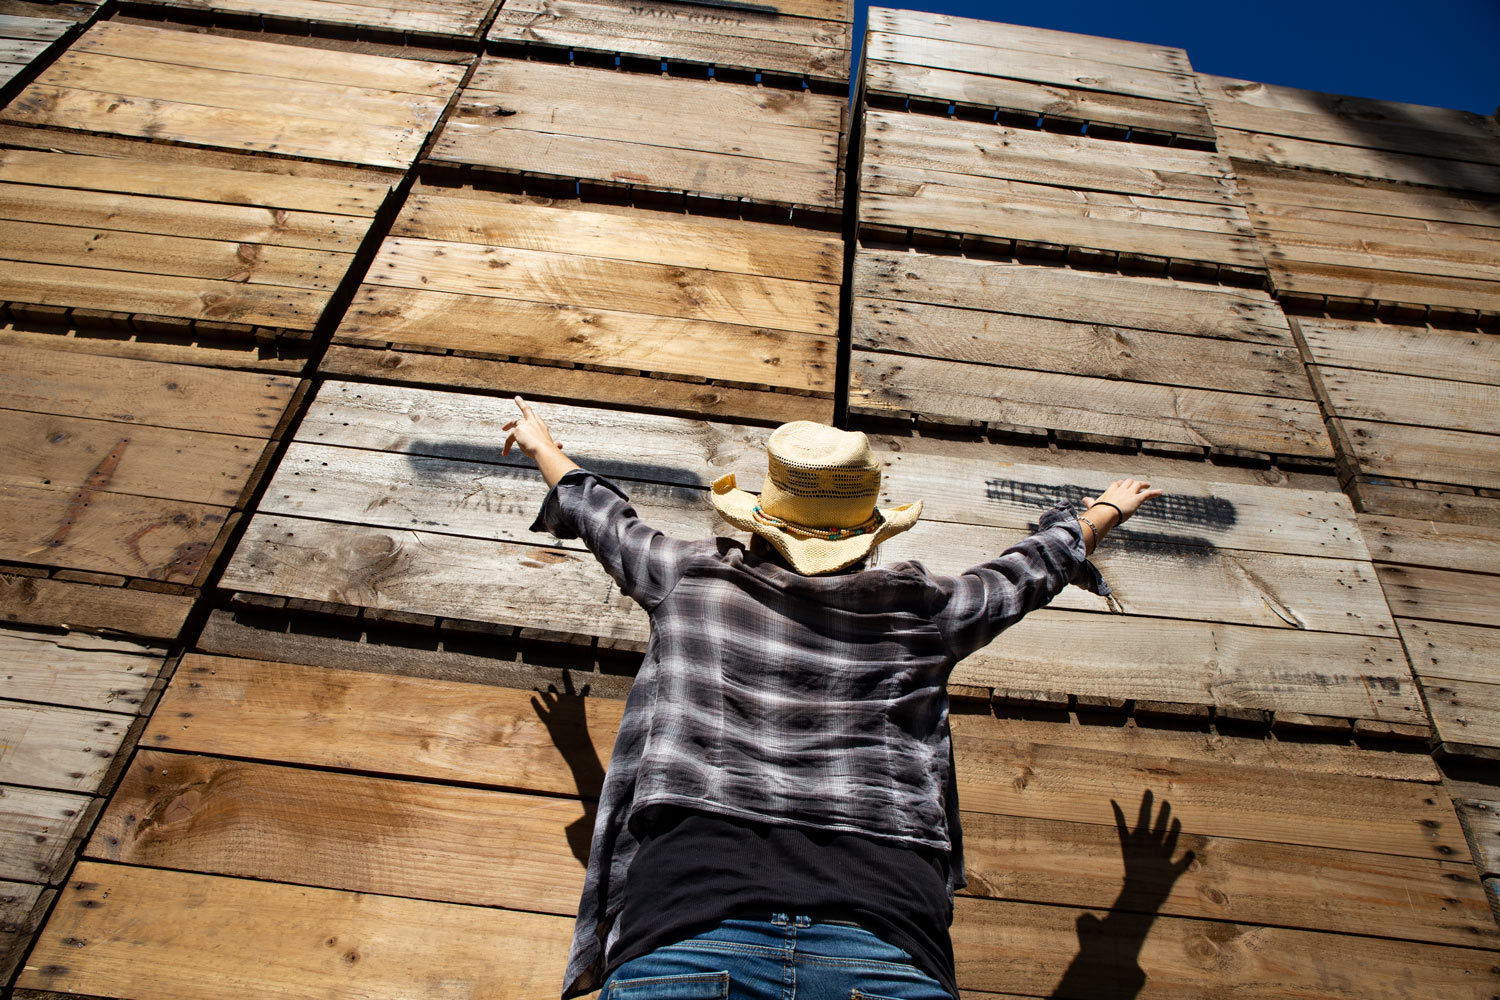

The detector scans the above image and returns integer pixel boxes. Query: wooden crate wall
[0,14,73,89]
[217,388,1421,735]
[426,53,844,219]
[861,7,1212,144]
[0,130,397,369]
[488,0,854,89]
[320,183,838,421]
[1,21,465,170]
[0,345,303,640]
[849,251,1330,464]
[0,628,169,983]
[16,650,1497,999]
[1201,75,1500,322]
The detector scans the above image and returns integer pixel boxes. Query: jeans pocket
[849,984,951,1000]
[607,970,731,1000]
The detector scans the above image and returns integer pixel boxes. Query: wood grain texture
[0,700,128,793]
[151,0,491,37]
[1456,798,1500,877]
[1361,516,1500,576]
[1300,319,1500,385]
[0,572,192,639]
[1398,619,1500,686]
[428,56,841,209]
[1220,127,1500,193]
[2,21,463,168]
[0,628,164,714]
[17,862,574,998]
[1344,420,1500,492]
[0,783,92,882]
[1375,562,1500,627]
[488,0,851,82]
[867,8,1190,71]
[1,879,51,985]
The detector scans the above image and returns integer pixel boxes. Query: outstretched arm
[1076,478,1162,554]
[503,396,579,487]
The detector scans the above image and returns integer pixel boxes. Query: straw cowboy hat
[710,421,922,575]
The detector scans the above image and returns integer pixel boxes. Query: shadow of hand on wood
[1049,789,1196,1000]
[531,674,603,868]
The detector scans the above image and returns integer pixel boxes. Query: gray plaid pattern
[534,470,1100,998]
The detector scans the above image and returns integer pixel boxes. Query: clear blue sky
[852,1,1500,115]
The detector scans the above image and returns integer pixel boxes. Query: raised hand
[1082,478,1163,525]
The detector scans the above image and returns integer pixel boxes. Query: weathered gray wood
[1422,680,1500,752]
[0,628,164,714]
[1,878,51,984]
[1376,562,1500,627]
[1398,619,1500,686]
[0,15,73,42]
[1362,517,1500,576]
[1320,369,1500,435]
[1301,319,1500,386]
[0,700,128,793]
[867,8,1189,72]
[1456,798,1500,877]
[854,249,1292,343]
[1220,127,1500,193]
[849,353,1332,459]
[1345,421,1500,492]
[0,783,92,882]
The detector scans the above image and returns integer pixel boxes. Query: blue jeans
[602,914,953,1000]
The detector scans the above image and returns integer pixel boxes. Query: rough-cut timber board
[223,386,1412,727]
[1297,317,1500,502]
[1235,163,1500,315]
[488,0,851,85]
[0,627,165,714]
[1219,127,1500,194]
[136,0,493,39]
[0,141,393,352]
[1,879,52,984]
[427,55,842,214]
[2,22,465,169]
[0,15,70,89]
[1364,513,1500,756]
[17,862,575,998]
[0,345,299,637]
[859,111,1263,271]
[0,783,93,883]
[1201,75,1500,167]
[329,184,837,418]
[862,8,1210,138]
[850,250,1324,459]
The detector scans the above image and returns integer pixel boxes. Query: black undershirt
[609,806,958,999]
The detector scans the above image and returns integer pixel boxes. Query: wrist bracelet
[1078,514,1100,540]
[1089,500,1124,522]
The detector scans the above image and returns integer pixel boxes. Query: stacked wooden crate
[0,14,75,91]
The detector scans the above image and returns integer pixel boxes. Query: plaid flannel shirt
[532,469,1104,998]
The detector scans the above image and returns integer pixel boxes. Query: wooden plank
[0,182,373,252]
[1321,369,1500,434]
[1345,420,1500,492]
[70,21,465,97]
[850,354,1331,458]
[1456,798,1500,877]
[1219,127,1500,194]
[392,188,842,283]
[1,879,52,985]
[865,30,1201,106]
[864,60,1213,137]
[16,862,573,999]
[0,481,228,582]
[0,628,163,714]
[31,51,448,131]
[0,411,268,508]
[0,700,127,793]
[158,0,486,36]
[1362,516,1500,576]
[1398,619,1500,685]
[0,323,310,377]
[951,609,1421,725]
[1301,319,1500,385]
[318,345,834,423]
[0,37,46,62]
[92,751,590,916]
[854,250,1290,343]
[146,655,621,797]
[0,784,91,882]
[364,237,837,335]
[0,148,390,216]
[1250,220,1500,284]
[1376,562,1500,627]
[1421,679,1500,752]
[867,9,1192,73]
[864,110,1236,200]
[4,84,429,170]
[338,287,835,393]
[952,735,1463,859]
[853,297,1312,398]
[487,0,851,81]
[950,894,1500,999]
[0,573,192,639]
[0,15,73,41]
[0,259,331,329]
[960,809,1492,948]
[1236,162,1500,226]
[1200,74,1500,167]
[0,346,298,436]
[1268,259,1500,315]
[0,220,350,291]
